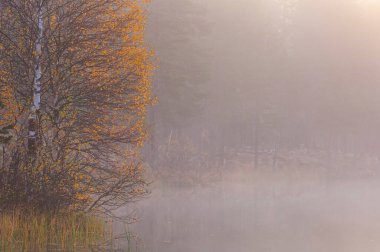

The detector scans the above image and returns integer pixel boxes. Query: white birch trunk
[28,6,43,155]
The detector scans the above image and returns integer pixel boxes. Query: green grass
[0,210,110,251]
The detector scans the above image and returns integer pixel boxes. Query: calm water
[115,170,380,252]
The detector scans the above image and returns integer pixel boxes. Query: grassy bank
[0,211,110,251]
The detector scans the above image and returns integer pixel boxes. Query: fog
[118,0,380,251]
[119,172,380,252]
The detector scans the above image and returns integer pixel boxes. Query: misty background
[146,0,380,170]
[119,0,380,251]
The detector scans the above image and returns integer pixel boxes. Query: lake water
[115,169,380,252]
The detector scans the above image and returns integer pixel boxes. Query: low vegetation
[0,211,110,251]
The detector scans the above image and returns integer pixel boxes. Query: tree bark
[28,6,43,156]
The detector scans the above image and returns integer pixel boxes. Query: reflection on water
[115,170,380,252]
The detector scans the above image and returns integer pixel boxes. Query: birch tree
[0,0,153,213]
[28,2,43,156]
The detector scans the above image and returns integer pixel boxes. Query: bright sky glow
[356,0,380,5]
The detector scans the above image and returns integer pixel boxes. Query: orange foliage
[0,0,153,212]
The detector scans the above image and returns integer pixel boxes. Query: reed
[0,210,109,251]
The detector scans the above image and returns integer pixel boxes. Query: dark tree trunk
[254,120,260,170]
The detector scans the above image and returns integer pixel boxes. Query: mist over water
[113,157,380,252]
[117,0,380,251]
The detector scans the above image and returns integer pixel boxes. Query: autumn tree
[0,0,153,213]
